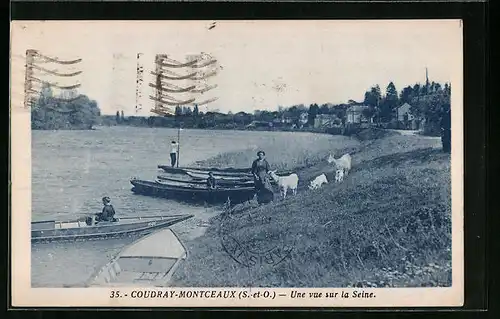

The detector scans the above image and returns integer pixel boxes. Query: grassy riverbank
[171,129,451,288]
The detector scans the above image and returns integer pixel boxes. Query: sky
[11,20,463,116]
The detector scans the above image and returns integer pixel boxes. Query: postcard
[10,20,463,307]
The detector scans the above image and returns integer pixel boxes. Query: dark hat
[102,196,111,203]
[257,150,265,156]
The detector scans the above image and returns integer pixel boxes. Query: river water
[31,126,340,287]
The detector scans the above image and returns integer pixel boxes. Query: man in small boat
[170,141,179,167]
[206,172,217,190]
[95,196,117,222]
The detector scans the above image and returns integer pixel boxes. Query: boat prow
[87,228,188,287]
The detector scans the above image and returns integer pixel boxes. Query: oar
[32,213,94,223]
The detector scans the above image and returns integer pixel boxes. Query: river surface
[31,126,336,287]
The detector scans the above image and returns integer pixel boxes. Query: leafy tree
[379,82,398,122]
[193,104,199,118]
[400,86,414,104]
[327,104,347,122]
[413,90,450,135]
[31,82,100,130]
[259,110,274,122]
[296,104,307,112]
[233,112,252,125]
[363,85,382,107]
[175,105,183,117]
[116,111,121,124]
[40,82,53,99]
[185,107,193,116]
[444,83,451,95]
[361,107,376,121]
[319,104,330,114]
[413,84,422,96]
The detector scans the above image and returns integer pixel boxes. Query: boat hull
[131,179,256,204]
[31,215,193,244]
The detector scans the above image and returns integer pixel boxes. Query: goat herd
[266,153,353,199]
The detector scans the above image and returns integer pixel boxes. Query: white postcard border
[10,20,464,308]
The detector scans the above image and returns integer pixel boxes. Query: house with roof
[396,102,415,122]
[346,105,372,124]
[314,114,341,128]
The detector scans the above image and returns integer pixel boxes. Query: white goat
[335,169,344,183]
[269,170,299,199]
[308,173,328,190]
[327,153,352,176]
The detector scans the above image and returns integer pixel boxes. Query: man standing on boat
[170,141,179,167]
[205,172,217,204]
[206,172,217,190]
[95,197,116,222]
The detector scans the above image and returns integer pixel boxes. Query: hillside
[170,129,451,288]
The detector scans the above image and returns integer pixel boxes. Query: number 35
[110,290,121,298]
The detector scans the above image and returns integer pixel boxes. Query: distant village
[103,102,422,135]
[31,69,451,137]
[102,71,451,137]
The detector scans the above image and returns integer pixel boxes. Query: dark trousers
[95,213,114,222]
[170,153,177,167]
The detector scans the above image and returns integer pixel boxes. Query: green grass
[192,133,361,172]
[171,129,451,288]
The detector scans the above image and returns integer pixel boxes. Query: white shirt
[171,144,178,154]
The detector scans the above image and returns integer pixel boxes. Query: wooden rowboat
[86,228,187,287]
[158,165,252,175]
[184,170,253,181]
[156,175,255,188]
[131,178,256,204]
[31,214,194,243]
[158,166,254,179]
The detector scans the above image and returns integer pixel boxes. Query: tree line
[106,78,451,136]
[30,77,450,135]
